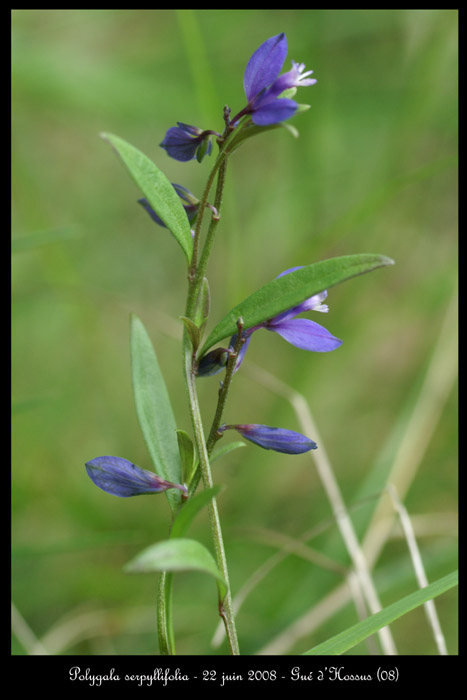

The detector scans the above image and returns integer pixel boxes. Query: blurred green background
[12,9,457,656]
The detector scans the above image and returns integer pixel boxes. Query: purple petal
[294,290,328,313]
[276,266,304,278]
[269,318,343,352]
[172,183,197,204]
[272,268,329,321]
[244,33,288,102]
[273,290,329,323]
[138,198,165,227]
[138,184,200,227]
[223,424,317,454]
[85,456,186,497]
[229,330,255,372]
[267,61,317,98]
[250,97,298,126]
[160,126,200,161]
[176,122,202,136]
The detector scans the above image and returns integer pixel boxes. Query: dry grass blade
[388,485,448,655]
[11,602,49,655]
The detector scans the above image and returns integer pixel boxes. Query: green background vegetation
[12,9,457,655]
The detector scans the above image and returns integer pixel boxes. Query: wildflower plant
[89,32,394,655]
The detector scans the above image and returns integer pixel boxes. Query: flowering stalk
[181,129,240,654]
[164,34,320,654]
[89,32,393,658]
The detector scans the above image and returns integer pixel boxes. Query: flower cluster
[160,33,316,162]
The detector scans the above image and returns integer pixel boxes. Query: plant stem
[182,338,240,654]
[206,319,245,453]
[181,135,240,654]
[187,320,245,498]
[157,571,175,654]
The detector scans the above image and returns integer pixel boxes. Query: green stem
[181,135,240,655]
[188,122,237,293]
[206,318,245,453]
[188,320,245,498]
[182,337,240,654]
[157,571,175,654]
[195,157,227,285]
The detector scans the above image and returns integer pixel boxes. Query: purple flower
[230,267,342,372]
[138,184,200,228]
[85,456,187,498]
[241,33,317,126]
[220,424,317,454]
[160,122,218,162]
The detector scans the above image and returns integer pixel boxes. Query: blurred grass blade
[130,313,183,512]
[125,538,227,600]
[303,570,458,655]
[201,254,394,353]
[101,132,193,263]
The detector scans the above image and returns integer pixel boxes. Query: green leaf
[193,277,211,332]
[176,429,197,485]
[210,441,247,463]
[130,314,183,512]
[125,538,227,599]
[101,132,193,263]
[201,254,394,354]
[170,486,222,539]
[179,316,201,352]
[304,570,458,655]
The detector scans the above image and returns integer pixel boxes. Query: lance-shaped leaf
[176,429,197,485]
[124,538,227,600]
[130,314,183,512]
[101,132,193,263]
[200,254,394,354]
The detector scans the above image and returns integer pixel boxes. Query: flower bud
[196,348,229,377]
[220,424,317,454]
[160,122,217,162]
[85,456,187,497]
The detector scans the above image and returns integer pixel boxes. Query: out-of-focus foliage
[12,9,457,655]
